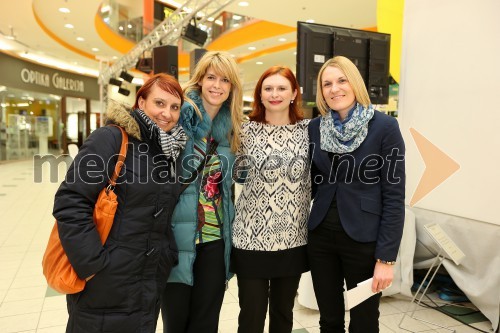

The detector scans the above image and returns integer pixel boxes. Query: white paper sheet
[344,278,384,310]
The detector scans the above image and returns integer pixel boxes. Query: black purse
[180,139,219,193]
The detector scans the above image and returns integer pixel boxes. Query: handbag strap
[107,125,129,189]
[180,139,219,193]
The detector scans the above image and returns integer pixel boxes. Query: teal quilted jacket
[167,91,235,286]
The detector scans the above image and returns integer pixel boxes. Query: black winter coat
[53,103,180,333]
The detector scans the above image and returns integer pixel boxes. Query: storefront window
[64,97,102,148]
[0,87,61,160]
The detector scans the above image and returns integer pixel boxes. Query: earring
[291,100,294,104]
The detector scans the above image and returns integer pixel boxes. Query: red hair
[133,73,183,109]
[249,66,303,124]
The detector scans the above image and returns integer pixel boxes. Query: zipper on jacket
[145,196,162,257]
[153,207,164,218]
[145,238,156,256]
[145,247,156,256]
[153,200,164,219]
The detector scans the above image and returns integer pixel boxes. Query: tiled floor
[0,159,495,333]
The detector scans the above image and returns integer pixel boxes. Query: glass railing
[99,0,151,43]
[210,11,253,41]
[98,0,254,48]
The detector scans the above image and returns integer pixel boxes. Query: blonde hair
[315,56,371,116]
[183,51,243,152]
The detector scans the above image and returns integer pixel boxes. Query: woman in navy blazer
[307,56,405,333]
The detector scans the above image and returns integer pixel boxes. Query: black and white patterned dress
[231,119,311,278]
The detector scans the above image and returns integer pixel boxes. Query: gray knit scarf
[319,103,374,153]
[136,109,187,160]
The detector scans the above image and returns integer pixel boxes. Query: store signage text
[20,68,85,93]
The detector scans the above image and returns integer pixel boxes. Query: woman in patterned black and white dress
[231,66,311,333]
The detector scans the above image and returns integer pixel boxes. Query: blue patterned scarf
[319,103,374,153]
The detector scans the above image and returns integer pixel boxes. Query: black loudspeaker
[154,1,166,22]
[367,39,390,105]
[190,48,207,78]
[153,45,178,79]
[182,24,208,47]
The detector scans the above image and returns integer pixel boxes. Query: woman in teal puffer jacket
[161,51,243,333]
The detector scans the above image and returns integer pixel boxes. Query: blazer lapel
[311,137,332,175]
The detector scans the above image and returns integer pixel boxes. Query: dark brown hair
[133,73,183,109]
[249,66,303,124]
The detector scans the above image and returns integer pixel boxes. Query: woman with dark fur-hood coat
[53,74,187,333]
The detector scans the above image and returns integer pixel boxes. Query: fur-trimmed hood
[182,91,232,145]
[104,101,142,140]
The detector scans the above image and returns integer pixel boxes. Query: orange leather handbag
[42,125,128,294]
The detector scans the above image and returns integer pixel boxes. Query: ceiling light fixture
[109,78,122,87]
[118,87,131,96]
[135,57,153,74]
[256,61,263,65]
[0,41,13,50]
[182,20,208,47]
[279,38,287,42]
[120,70,134,83]
[64,23,74,29]
[59,8,70,13]
[92,47,100,52]
[248,46,256,51]
[238,1,249,6]
[76,37,85,42]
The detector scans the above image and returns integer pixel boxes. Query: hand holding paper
[344,278,392,310]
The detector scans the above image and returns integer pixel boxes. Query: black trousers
[237,275,301,333]
[161,239,226,333]
[307,214,381,333]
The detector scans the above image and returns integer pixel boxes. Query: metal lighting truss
[99,0,235,86]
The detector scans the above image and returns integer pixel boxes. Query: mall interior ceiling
[0,0,377,100]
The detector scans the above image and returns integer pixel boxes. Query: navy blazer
[308,111,405,261]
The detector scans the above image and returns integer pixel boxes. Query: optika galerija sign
[20,68,85,93]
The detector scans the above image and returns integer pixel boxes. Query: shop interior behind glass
[0,86,101,161]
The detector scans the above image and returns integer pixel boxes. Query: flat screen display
[297,22,391,105]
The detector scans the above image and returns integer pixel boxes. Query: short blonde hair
[184,51,243,152]
[315,56,371,116]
